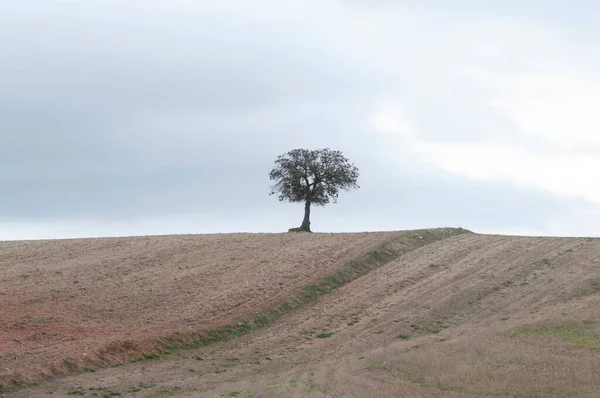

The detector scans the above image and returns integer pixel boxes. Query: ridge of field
[0,229,466,389]
[7,231,600,397]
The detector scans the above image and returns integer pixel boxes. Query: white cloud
[371,103,600,206]
[371,102,417,139]
[369,11,600,212]
[475,70,600,150]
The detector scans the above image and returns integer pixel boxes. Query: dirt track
[3,230,600,397]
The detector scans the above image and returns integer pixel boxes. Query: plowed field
[3,229,600,397]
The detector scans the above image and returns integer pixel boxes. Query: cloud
[368,9,600,210]
[371,98,600,207]
[2,0,600,238]
[480,71,600,150]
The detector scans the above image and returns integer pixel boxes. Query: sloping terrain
[4,230,600,397]
[0,231,403,388]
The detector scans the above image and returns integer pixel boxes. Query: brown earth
[3,229,600,397]
[0,231,397,387]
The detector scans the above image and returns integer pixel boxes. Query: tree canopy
[269,148,359,232]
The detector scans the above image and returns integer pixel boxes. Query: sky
[2,0,600,240]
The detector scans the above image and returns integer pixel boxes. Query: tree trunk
[299,200,311,232]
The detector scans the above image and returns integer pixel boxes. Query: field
[1,228,600,397]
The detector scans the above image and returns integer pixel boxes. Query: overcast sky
[2,0,600,240]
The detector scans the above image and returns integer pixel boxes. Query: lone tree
[269,148,360,232]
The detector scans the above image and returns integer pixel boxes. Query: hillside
[0,231,403,388]
[3,229,600,397]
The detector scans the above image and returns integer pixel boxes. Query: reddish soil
[0,232,395,387]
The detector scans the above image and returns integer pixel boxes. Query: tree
[269,148,360,232]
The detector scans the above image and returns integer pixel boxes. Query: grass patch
[133,353,161,362]
[300,283,333,302]
[483,391,506,397]
[224,391,242,397]
[315,332,334,339]
[374,362,393,371]
[510,321,600,347]
[552,329,600,347]
[397,334,410,340]
[155,386,181,396]
[253,312,275,327]
[308,383,327,393]
[407,375,451,391]
[67,387,86,396]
